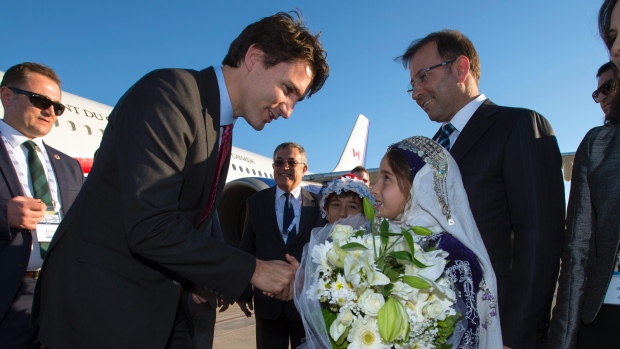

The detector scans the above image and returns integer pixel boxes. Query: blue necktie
[436,123,456,150]
[283,193,296,245]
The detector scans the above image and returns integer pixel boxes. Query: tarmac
[212,303,261,349]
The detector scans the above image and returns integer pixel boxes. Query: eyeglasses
[8,87,65,116]
[592,79,615,103]
[273,159,305,168]
[406,59,456,97]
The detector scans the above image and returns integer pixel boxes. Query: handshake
[250,253,300,301]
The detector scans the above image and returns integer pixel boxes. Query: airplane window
[232,164,237,171]
[83,125,92,135]
[239,166,243,172]
[54,120,59,127]
[252,169,256,175]
[258,171,262,177]
[246,168,250,174]
[270,174,274,178]
[67,121,76,131]
[99,129,104,136]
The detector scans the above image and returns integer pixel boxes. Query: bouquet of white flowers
[295,198,462,349]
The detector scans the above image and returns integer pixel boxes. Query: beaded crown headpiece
[320,174,375,218]
[387,136,454,225]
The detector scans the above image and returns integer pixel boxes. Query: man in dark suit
[397,29,565,349]
[34,12,329,349]
[238,142,326,349]
[0,62,84,348]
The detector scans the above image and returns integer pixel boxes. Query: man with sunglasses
[594,61,616,115]
[397,30,565,349]
[34,11,329,349]
[0,62,83,348]
[237,142,326,349]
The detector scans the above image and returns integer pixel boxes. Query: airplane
[0,70,370,245]
[0,70,575,244]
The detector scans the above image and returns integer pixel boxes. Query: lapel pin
[54,154,60,160]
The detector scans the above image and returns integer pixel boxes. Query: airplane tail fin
[331,114,369,172]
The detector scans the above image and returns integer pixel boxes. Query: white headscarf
[389,136,503,348]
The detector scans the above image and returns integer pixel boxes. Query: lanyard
[0,131,60,208]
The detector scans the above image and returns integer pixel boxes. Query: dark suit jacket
[436,99,565,348]
[33,67,256,349]
[239,186,325,321]
[548,124,620,348]
[0,142,83,320]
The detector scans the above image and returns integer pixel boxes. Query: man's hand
[190,286,214,304]
[250,254,300,301]
[7,196,45,230]
[237,301,253,317]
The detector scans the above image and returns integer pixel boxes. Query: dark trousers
[0,278,43,349]
[255,309,304,349]
[165,294,193,349]
[577,304,620,348]
[185,291,216,349]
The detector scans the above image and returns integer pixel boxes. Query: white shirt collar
[445,94,486,132]
[0,120,45,150]
[214,66,234,127]
[276,185,302,201]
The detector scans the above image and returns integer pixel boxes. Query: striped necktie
[23,141,53,206]
[435,123,456,150]
[23,140,52,258]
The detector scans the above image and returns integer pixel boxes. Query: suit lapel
[198,67,222,224]
[0,141,25,197]
[265,187,281,236]
[297,189,316,242]
[450,99,500,163]
[44,144,71,216]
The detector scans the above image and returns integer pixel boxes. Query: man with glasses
[0,62,83,348]
[397,29,565,349]
[34,12,328,349]
[236,142,326,349]
[593,61,616,115]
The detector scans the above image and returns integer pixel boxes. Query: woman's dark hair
[599,0,620,124]
[384,150,413,199]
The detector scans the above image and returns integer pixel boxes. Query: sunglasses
[8,87,66,116]
[592,79,614,103]
[273,159,305,168]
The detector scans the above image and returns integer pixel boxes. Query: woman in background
[549,0,620,347]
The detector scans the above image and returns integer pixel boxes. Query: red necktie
[201,124,233,222]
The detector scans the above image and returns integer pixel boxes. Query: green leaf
[412,256,428,268]
[379,220,390,247]
[435,313,462,346]
[354,229,365,238]
[340,242,368,250]
[388,251,413,262]
[384,266,401,282]
[402,229,415,255]
[411,226,432,236]
[402,275,431,289]
[363,197,375,222]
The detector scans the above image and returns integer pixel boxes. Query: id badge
[36,223,59,242]
[603,274,620,305]
[36,206,61,242]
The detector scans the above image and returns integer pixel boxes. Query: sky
[1,0,609,174]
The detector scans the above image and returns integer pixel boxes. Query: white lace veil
[389,136,503,348]
[294,214,369,349]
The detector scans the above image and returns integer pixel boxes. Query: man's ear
[0,86,13,108]
[453,55,471,83]
[243,44,265,72]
